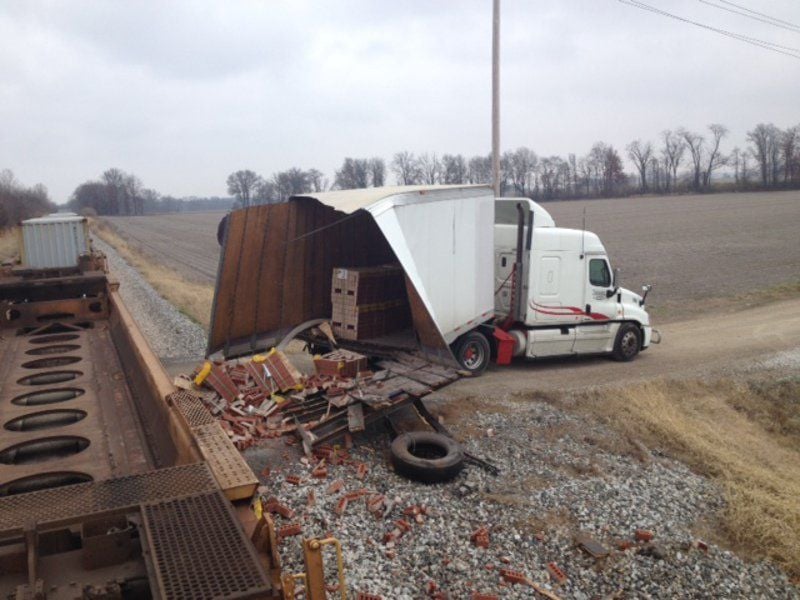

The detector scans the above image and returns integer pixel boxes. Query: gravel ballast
[94,236,207,361]
[246,396,797,599]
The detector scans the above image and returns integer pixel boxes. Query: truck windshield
[589,258,611,287]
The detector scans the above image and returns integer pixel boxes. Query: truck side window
[589,259,611,287]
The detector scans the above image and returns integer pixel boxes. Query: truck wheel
[612,323,641,361]
[453,331,491,375]
[390,431,465,483]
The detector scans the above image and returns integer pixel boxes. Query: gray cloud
[1,0,798,201]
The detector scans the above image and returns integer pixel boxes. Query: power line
[623,0,800,52]
[617,0,800,60]
[716,0,800,31]
[699,0,800,34]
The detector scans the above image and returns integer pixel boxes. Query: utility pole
[492,0,501,198]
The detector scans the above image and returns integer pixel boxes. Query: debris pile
[177,346,461,452]
[251,397,797,599]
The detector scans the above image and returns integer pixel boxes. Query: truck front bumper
[641,325,661,350]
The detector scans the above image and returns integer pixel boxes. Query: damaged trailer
[209,185,497,371]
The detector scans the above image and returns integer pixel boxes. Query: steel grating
[141,490,272,599]
[0,463,217,537]
[193,423,258,499]
[170,390,217,427]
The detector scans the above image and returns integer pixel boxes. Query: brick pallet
[331,265,410,341]
[331,265,406,304]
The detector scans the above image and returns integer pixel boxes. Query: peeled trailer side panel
[372,191,494,344]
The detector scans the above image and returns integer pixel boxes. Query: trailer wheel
[390,431,465,483]
[453,331,491,375]
[612,323,641,362]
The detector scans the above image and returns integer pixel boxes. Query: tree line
[68,168,233,216]
[0,170,55,229]
[63,120,800,215]
[226,121,799,207]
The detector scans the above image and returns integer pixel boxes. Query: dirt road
[434,296,800,400]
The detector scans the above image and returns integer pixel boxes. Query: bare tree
[467,155,492,184]
[226,170,263,207]
[780,125,798,183]
[539,156,566,199]
[391,151,420,185]
[417,153,442,184]
[368,158,385,187]
[254,180,278,204]
[307,168,327,192]
[626,140,653,193]
[730,147,742,187]
[124,174,143,215]
[566,154,578,197]
[272,168,312,201]
[702,124,728,188]
[334,158,370,189]
[102,168,127,214]
[648,156,662,193]
[441,154,468,184]
[507,147,538,196]
[661,130,686,193]
[747,123,781,186]
[741,149,752,185]
[679,129,704,191]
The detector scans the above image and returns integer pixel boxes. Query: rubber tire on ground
[612,322,641,362]
[390,431,465,483]
[453,330,491,375]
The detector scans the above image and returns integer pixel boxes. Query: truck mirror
[613,268,621,288]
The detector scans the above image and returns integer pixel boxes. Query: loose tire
[453,331,491,375]
[612,322,641,362]
[390,431,465,483]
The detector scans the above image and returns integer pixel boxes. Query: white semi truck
[450,197,656,373]
[209,185,656,375]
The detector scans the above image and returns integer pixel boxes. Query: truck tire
[612,323,641,361]
[390,431,465,483]
[453,331,491,375]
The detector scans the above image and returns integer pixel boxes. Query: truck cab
[494,198,653,361]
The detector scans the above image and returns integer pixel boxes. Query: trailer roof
[291,184,490,214]
[22,213,85,224]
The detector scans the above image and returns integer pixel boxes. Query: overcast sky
[1,0,798,202]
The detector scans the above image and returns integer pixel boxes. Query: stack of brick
[330,265,411,340]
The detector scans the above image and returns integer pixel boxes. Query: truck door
[494,251,516,316]
[574,257,618,354]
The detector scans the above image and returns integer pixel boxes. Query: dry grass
[0,228,19,263]
[91,219,214,328]
[534,378,800,576]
